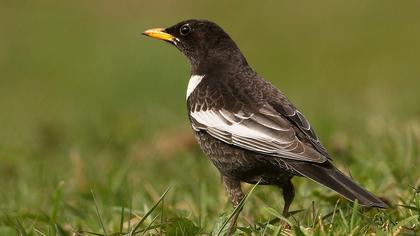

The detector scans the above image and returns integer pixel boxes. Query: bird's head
[143,19,247,74]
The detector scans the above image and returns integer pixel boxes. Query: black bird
[143,19,387,232]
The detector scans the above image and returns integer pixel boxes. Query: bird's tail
[288,161,388,208]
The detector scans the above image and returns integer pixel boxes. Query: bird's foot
[281,220,291,230]
[267,217,291,230]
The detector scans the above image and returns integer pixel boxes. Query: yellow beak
[143,28,175,42]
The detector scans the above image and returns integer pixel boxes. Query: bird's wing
[269,94,330,158]
[190,104,328,163]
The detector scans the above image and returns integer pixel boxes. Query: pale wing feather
[190,107,327,163]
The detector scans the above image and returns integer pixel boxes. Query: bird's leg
[266,180,295,229]
[222,176,244,235]
[268,180,296,226]
[281,179,295,217]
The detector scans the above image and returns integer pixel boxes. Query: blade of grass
[128,199,133,233]
[397,204,419,211]
[312,201,316,227]
[293,223,307,236]
[33,227,47,236]
[350,200,359,232]
[140,213,160,236]
[263,207,293,226]
[50,181,64,224]
[119,205,125,234]
[91,189,108,236]
[329,199,340,226]
[79,231,105,236]
[339,209,349,232]
[272,225,282,236]
[15,218,28,236]
[160,194,164,236]
[394,215,419,230]
[260,224,268,236]
[54,224,62,236]
[128,187,170,236]
[215,180,260,236]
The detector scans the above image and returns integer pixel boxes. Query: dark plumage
[143,19,387,233]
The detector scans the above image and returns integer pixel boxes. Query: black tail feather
[288,161,388,208]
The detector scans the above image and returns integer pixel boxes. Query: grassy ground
[0,0,419,235]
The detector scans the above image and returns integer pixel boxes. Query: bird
[143,19,387,233]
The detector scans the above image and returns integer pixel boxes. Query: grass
[4,121,419,235]
[1,0,420,235]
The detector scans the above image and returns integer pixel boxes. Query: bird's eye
[179,24,191,36]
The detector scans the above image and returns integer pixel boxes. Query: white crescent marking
[186,75,204,99]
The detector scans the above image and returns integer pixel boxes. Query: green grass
[3,121,418,235]
[0,0,420,235]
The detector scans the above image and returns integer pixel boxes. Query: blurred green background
[0,0,419,234]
